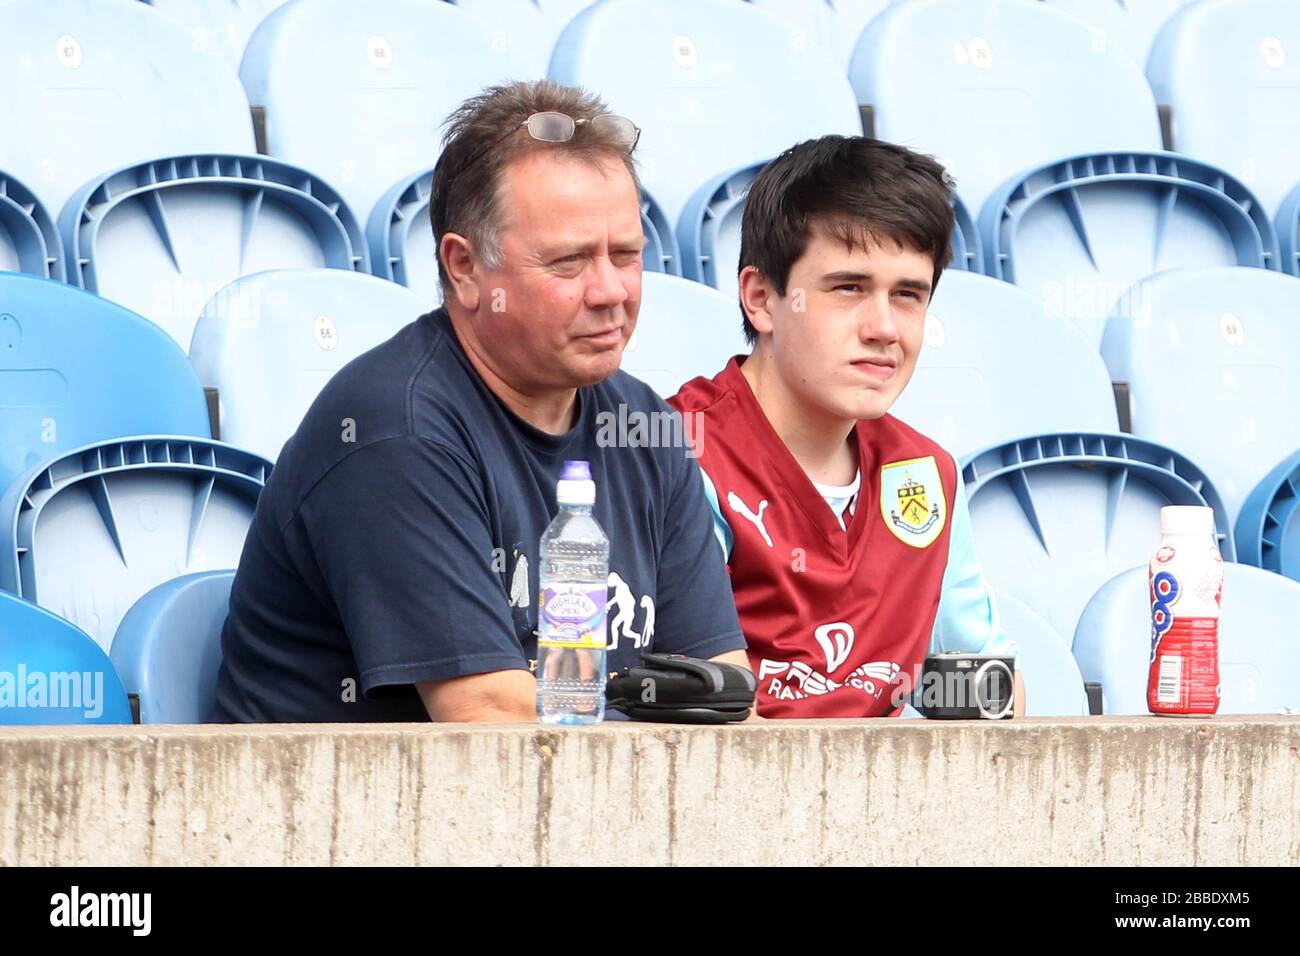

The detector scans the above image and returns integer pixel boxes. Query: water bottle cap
[557,459,595,506]
[1160,505,1215,536]
[561,460,591,482]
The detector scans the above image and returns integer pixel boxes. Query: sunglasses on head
[451,111,641,181]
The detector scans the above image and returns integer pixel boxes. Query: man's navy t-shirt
[214,307,745,722]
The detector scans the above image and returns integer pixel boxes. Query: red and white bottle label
[1148,545,1222,716]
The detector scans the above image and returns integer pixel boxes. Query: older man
[215,81,747,723]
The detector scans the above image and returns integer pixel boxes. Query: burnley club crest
[880,456,947,548]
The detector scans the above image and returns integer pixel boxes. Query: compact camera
[917,652,1015,719]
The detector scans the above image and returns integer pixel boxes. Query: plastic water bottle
[536,460,608,724]
[1147,505,1223,716]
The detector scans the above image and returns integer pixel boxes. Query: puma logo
[727,492,773,548]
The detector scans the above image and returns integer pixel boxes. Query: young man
[668,136,1023,719]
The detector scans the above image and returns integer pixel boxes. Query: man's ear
[439,233,481,312]
[739,265,778,337]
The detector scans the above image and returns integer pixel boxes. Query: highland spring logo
[0,665,105,719]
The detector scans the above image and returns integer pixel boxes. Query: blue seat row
[18,545,1300,725]
[8,0,1300,348]
[0,273,272,725]
[6,260,1300,723]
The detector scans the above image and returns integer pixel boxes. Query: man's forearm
[708,647,761,719]
[421,649,752,722]
[418,669,537,722]
[709,647,751,671]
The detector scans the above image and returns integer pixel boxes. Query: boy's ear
[739,265,778,337]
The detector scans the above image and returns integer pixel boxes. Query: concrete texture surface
[1,716,1296,865]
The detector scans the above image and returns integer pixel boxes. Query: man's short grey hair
[429,80,642,300]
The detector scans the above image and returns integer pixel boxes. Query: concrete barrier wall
[1,716,1297,866]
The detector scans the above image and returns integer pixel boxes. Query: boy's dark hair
[737,136,956,345]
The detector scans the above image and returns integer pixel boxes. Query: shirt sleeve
[650,456,747,660]
[299,436,528,698]
[698,468,734,562]
[929,467,1020,661]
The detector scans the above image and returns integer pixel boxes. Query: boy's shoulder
[666,366,733,416]
[870,412,948,452]
[863,414,958,476]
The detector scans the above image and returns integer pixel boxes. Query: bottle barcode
[1157,655,1183,703]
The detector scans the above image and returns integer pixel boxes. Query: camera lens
[974,660,1014,719]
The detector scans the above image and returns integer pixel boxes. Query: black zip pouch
[606,652,756,723]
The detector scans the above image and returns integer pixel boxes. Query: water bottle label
[538,584,607,649]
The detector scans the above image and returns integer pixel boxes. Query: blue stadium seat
[1043,0,1190,70]
[1148,0,1300,219]
[963,432,1233,646]
[110,569,234,723]
[0,273,211,494]
[950,192,982,274]
[0,171,63,280]
[1273,183,1300,277]
[677,160,981,306]
[1235,449,1300,584]
[0,0,254,221]
[61,155,366,351]
[241,0,530,228]
[890,272,1118,461]
[981,152,1278,347]
[619,272,749,398]
[190,269,426,461]
[0,439,270,651]
[368,169,680,302]
[447,0,596,77]
[639,190,682,278]
[549,0,862,228]
[748,0,892,69]
[1101,267,1300,527]
[849,0,1162,216]
[140,0,293,68]
[365,170,443,303]
[676,163,756,306]
[0,591,133,725]
[1074,562,1300,714]
[992,589,1089,717]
